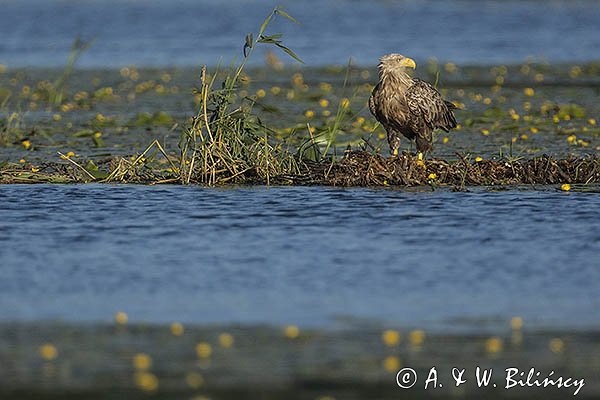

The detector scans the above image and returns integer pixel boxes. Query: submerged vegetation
[0,8,599,187]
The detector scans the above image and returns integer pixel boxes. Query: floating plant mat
[1,152,598,189]
[2,10,599,186]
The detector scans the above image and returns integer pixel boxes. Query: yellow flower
[483,97,492,105]
[195,342,212,359]
[444,62,457,73]
[530,127,538,133]
[94,131,102,138]
[475,156,483,162]
[511,317,523,330]
[340,98,350,108]
[382,330,401,346]
[256,89,266,98]
[160,73,171,83]
[185,372,204,389]
[512,137,518,143]
[485,337,503,354]
[170,322,184,336]
[561,183,571,192]
[218,333,234,348]
[270,86,281,95]
[383,356,401,372]
[549,338,564,353]
[133,353,152,370]
[115,311,128,325]
[481,129,489,136]
[511,113,520,121]
[322,110,331,117]
[520,134,529,140]
[319,99,329,108]
[409,330,425,346]
[523,87,535,97]
[284,325,300,339]
[567,135,577,144]
[416,160,426,168]
[21,139,31,150]
[588,118,596,126]
[304,110,315,118]
[292,72,304,86]
[534,73,544,82]
[31,167,40,173]
[577,139,589,147]
[427,173,437,180]
[39,344,58,360]
[134,372,159,392]
[442,137,449,144]
[319,82,332,92]
[19,159,26,163]
[552,115,560,123]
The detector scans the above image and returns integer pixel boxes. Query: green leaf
[89,169,109,179]
[275,9,299,25]
[85,160,99,171]
[265,33,283,39]
[258,12,274,36]
[259,35,284,44]
[275,43,304,64]
[73,129,95,137]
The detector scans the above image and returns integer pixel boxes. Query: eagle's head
[378,53,416,78]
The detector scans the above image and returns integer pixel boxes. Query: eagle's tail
[443,100,458,130]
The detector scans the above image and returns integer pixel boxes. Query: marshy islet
[1,13,599,188]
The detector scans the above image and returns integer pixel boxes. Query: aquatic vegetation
[0,13,599,187]
[177,7,305,185]
[35,37,92,107]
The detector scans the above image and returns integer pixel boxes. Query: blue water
[0,185,599,332]
[0,0,599,67]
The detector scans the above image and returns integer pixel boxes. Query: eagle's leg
[387,130,402,157]
[415,129,433,159]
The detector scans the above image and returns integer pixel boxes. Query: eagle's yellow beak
[400,57,417,69]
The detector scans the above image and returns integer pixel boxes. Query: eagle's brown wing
[369,82,411,153]
[405,78,457,152]
[406,78,457,132]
